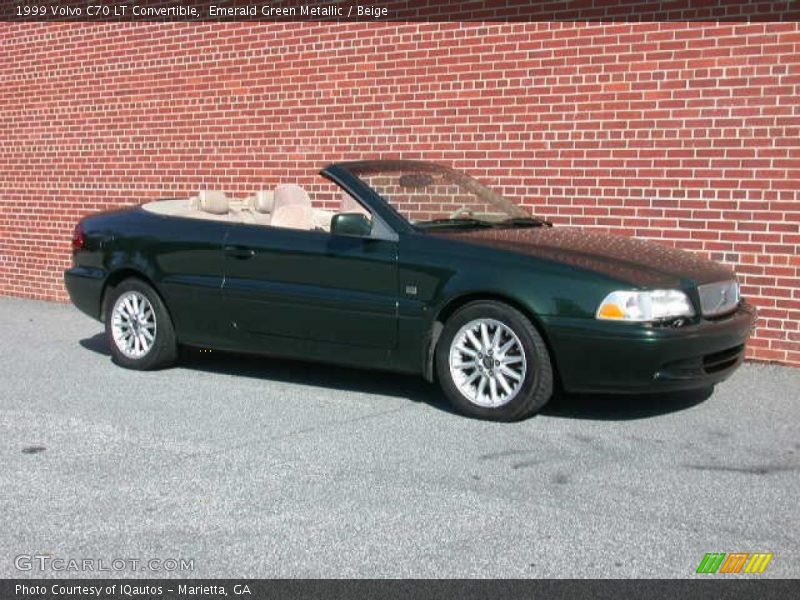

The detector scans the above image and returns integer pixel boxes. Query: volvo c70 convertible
[65,160,755,420]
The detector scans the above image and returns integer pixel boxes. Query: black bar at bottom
[1,579,799,600]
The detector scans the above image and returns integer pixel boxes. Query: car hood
[432,227,734,287]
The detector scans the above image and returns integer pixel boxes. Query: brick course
[1,21,798,365]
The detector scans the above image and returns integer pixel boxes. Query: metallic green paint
[223,223,398,350]
[64,162,755,394]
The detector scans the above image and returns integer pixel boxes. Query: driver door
[222,215,399,353]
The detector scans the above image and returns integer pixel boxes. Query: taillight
[71,223,85,253]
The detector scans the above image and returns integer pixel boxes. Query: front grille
[698,280,739,317]
[703,345,744,374]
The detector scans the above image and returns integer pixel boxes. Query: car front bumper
[543,303,756,394]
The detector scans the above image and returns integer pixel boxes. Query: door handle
[224,245,255,259]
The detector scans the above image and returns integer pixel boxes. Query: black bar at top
[2,0,800,22]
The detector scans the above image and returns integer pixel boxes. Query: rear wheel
[104,279,178,370]
[435,301,553,421]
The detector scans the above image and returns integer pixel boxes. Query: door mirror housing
[331,212,373,237]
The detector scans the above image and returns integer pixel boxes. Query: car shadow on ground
[80,333,713,421]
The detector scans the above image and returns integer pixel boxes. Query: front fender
[398,237,621,380]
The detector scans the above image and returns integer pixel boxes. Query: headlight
[596,290,695,322]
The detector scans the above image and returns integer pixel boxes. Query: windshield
[344,161,543,230]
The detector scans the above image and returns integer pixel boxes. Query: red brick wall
[1,21,798,365]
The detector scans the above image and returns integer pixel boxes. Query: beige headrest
[271,203,313,230]
[273,184,311,212]
[254,190,274,214]
[199,190,228,215]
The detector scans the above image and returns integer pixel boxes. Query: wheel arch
[100,268,164,323]
[423,292,562,391]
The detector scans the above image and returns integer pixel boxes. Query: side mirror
[330,212,372,237]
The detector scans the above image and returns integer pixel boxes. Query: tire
[104,278,178,370]
[435,301,553,421]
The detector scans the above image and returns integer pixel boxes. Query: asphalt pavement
[1,296,798,578]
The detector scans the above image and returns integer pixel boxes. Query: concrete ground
[1,296,798,578]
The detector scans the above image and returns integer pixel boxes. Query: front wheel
[104,278,178,370]
[435,301,553,421]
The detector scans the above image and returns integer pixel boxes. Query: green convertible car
[65,160,755,420]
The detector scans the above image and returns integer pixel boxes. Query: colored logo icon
[696,552,773,574]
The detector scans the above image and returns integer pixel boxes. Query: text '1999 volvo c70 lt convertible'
[65,160,755,420]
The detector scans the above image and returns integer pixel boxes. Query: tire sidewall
[435,302,552,421]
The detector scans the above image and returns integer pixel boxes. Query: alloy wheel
[111,291,157,359]
[448,318,527,407]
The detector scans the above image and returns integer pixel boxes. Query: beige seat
[271,184,313,230]
[272,204,313,230]
[273,184,311,212]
